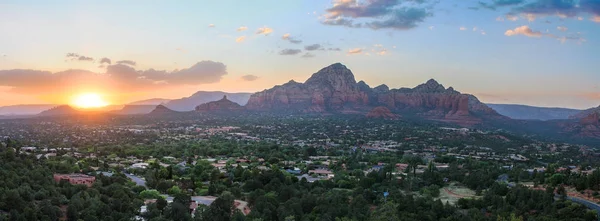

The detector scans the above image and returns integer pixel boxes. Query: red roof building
[54,174,96,187]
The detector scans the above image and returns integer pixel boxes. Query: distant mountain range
[111,105,157,115]
[128,98,171,105]
[0,104,57,115]
[486,104,583,121]
[38,105,80,116]
[162,91,252,111]
[570,106,600,119]
[2,62,600,141]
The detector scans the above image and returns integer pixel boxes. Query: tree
[164,202,192,221]
[369,201,398,221]
[349,195,369,220]
[201,192,235,221]
[156,197,168,211]
[557,185,567,201]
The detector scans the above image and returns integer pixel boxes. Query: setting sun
[72,93,109,108]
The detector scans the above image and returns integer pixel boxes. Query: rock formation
[246,63,370,113]
[195,95,243,112]
[366,106,399,120]
[571,106,600,119]
[581,112,600,125]
[245,63,502,125]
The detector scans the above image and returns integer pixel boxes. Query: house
[131,163,149,169]
[296,174,326,183]
[308,169,334,178]
[54,174,96,187]
[286,168,302,175]
[20,146,37,152]
[396,163,409,171]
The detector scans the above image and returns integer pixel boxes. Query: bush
[140,190,162,199]
[167,186,182,195]
[196,188,209,196]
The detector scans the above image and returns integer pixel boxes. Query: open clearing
[437,182,479,205]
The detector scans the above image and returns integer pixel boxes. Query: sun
[72,93,109,108]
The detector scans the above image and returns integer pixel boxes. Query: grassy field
[437,182,479,205]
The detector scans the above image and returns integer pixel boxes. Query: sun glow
[72,93,109,108]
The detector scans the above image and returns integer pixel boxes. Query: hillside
[487,104,582,121]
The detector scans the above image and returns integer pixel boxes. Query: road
[567,196,600,215]
[553,194,600,220]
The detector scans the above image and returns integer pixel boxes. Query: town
[2,113,600,220]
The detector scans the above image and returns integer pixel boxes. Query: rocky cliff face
[561,112,600,138]
[581,112,600,125]
[245,63,502,125]
[246,63,369,112]
[195,96,243,112]
[571,106,600,119]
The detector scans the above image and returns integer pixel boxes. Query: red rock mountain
[581,112,600,125]
[566,112,600,138]
[366,106,399,120]
[245,63,502,125]
[195,95,243,112]
[246,63,369,112]
[571,106,600,119]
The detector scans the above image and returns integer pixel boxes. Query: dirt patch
[437,183,478,205]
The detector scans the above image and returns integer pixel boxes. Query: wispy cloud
[507,0,600,21]
[99,58,111,65]
[240,74,259,81]
[504,25,542,37]
[237,26,248,31]
[279,49,302,55]
[478,0,525,10]
[304,44,322,51]
[208,24,215,28]
[0,61,228,94]
[301,53,315,58]
[321,0,433,30]
[523,13,536,21]
[236,36,246,43]
[557,26,568,32]
[66,53,94,62]
[256,26,273,35]
[348,48,363,54]
[505,25,585,43]
[459,26,467,31]
[282,34,303,44]
[506,14,519,21]
[116,60,136,66]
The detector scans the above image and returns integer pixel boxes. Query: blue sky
[0,0,599,108]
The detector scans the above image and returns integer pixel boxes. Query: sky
[0,0,599,109]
